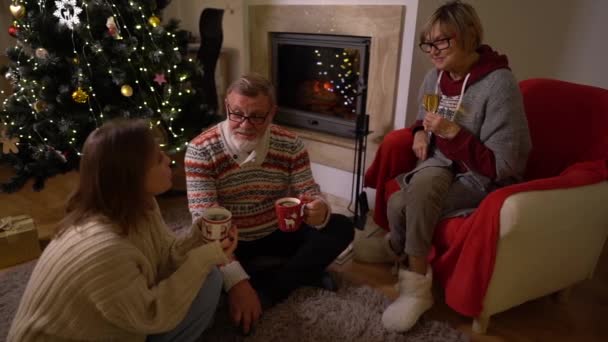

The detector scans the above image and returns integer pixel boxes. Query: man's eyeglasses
[226,104,269,125]
[419,37,453,53]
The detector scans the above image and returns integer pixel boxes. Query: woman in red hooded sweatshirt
[379,1,531,332]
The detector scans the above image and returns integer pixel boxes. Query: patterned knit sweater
[8,201,227,342]
[185,123,322,242]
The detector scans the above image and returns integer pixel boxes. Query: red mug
[275,197,308,232]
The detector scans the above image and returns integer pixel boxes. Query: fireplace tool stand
[351,113,371,230]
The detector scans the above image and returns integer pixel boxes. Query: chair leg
[555,287,572,303]
[472,314,490,334]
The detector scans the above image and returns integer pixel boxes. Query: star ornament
[154,73,167,86]
[53,0,83,30]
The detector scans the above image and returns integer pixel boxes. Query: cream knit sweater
[8,201,228,342]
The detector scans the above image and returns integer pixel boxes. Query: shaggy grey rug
[201,278,469,342]
[0,197,469,341]
[0,259,36,341]
[0,261,468,342]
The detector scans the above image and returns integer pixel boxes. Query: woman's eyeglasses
[419,37,453,53]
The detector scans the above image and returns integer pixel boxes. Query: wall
[0,0,13,51]
[405,0,608,125]
[473,0,608,89]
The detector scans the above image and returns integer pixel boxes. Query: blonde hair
[226,73,276,106]
[419,0,483,53]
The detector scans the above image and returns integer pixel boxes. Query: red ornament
[8,25,18,37]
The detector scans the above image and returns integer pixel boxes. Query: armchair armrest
[482,181,608,317]
[499,181,608,239]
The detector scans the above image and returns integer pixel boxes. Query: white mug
[200,207,231,241]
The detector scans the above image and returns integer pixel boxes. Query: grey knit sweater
[399,68,531,197]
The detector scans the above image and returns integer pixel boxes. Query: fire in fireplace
[271,33,370,138]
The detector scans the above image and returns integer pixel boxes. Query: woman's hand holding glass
[423,112,461,139]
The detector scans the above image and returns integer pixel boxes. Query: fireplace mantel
[249,4,405,172]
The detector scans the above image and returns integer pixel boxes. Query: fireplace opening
[271,33,370,138]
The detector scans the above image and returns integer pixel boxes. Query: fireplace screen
[271,33,370,138]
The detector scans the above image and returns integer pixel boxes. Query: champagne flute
[423,93,440,113]
[422,93,440,138]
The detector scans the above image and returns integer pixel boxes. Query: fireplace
[271,33,371,138]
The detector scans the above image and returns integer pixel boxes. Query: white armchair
[475,181,608,332]
[471,78,608,332]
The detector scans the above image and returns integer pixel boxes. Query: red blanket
[364,128,417,230]
[431,159,608,316]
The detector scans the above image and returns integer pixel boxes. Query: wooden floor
[333,250,608,342]
[1,167,607,341]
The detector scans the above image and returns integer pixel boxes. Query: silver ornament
[35,48,49,60]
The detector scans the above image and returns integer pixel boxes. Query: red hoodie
[439,45,510,96]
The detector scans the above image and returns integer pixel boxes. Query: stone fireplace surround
[249,4,405,172]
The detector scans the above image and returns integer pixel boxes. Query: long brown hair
[56,118,156,236]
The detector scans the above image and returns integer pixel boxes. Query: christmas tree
[0,0,217,192]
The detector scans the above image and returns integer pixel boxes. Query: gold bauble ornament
[72,87,89,103]
[72,56,79,64]
[120,84,133,97]
[33,100,48,112]
[9,4,25,19]
[148,16,161,28]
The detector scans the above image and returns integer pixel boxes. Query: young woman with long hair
[9,118,237,342]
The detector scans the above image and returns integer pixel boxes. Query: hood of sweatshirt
[439,44,510,96]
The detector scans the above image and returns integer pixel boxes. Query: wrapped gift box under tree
[0,215,42,269]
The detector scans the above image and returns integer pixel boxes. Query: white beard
[220,121,271,167]
[233,135,259,154]
[221,120,270,157]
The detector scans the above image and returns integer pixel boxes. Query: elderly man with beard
[185,73,354,334]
